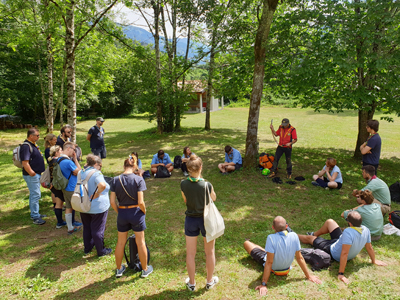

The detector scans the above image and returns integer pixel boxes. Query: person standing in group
[87,117,107,159]
[360,120,381,175]
[181,146,194,177]
[56,125,72,148]
[44,134,57,163]
[20,128,46,225]
[58,142,83,234]
[110,156,153,278]
[268,118,297,179]
[80,154,112,257]
[181,155,219,291]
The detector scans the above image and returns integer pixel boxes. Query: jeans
[270,146,292,175]
[23,174,41,219]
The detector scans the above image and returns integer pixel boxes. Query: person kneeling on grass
[110,156,153,278]
[298,211,387,284]
[218,145,242,175]
[312,157,343,189]
[244,216,321,296]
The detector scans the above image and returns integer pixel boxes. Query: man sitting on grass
[352,165,391,215]
[342,190,383,241]
[298,211,387,284]
[150,150,173,176]
[218,145,242,175]
[244,216,322,296]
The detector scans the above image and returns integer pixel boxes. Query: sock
[66,213,74,231]
[72,210,76,223]
[54,208,63,224]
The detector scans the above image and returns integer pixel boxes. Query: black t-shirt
[110,173,146,206]
[181,180,212,217]
[20,140,45,176]
[56,135,69,148]
[88,126,105,149]
[45,148,51,164]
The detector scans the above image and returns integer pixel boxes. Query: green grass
[1,106,400,299]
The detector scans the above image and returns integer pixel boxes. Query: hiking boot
[185,277,196,292]
[311,181,320,187]
[267,172,276,178]
[307,232,314,236]
[72,221,83,227]
[31,214,47,220]
[68,225,82,235]
[206,276,219,290]
[141,265,153,278]
[183,171,189,177]
[287,174,292,179]
[56,221,67,229]
[99,248,112,257]
[116,264,126,278]
[33,217,46,225]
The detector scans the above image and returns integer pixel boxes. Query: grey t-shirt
[110,173,146,206]
[181,180,212,217]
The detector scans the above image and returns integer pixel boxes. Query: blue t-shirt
[58,156,78,192]
[363,134,381,165]
[88,126,105,149]
[263,231,301,270]
[182,152,195,159]
[225,148,242,164]
[138,159,142,169]
[110,173,147,206]
[151,153,172,165]
[20,140,45,176]
[80,167,110,214]
[323,165,343,184]
[330,226,371,262]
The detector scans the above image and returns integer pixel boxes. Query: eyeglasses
[35,134,40,137]
[65,131,71,134]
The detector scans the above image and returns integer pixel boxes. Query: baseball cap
[96,117,105,122]
[281,118,289,126]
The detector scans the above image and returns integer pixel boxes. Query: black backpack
[389,181,400,203]
[300,248,331,271]
[156,165,170,178]
[389,211,400,229]
[174,155,182,168]
[124,234,150,272]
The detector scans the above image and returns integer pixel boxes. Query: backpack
[40,167,51,188]
[71,169,98,213]
[12,142,33,168]
[389,211,400,229]
[259,152,274,169]
[124,234,150,272]
[156,165,170,178]
[300,248,331,271]
[143,170,151,179]
[389,181,400,203]
[174,155,182,168]
[75,146,83,162]
[52,157,71,190]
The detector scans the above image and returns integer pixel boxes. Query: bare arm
[255,252,274,296]
[86,134,91,141]
[365,243,387,266]
[22,161,35,176]
[181,191,187,203]
[210,186,217,201]
[270,124,278,136]
[317,168,326,177]
[137,191,146,214]
[109,191,118,213]
[360,143,372,155]
[92,182,106,199]
[338,244,351,284]
[295,251,322,283]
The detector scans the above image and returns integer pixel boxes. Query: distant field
[0,106,399,299]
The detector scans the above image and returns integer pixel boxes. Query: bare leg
[243,240,264,255]
[218,163,226,173]
[115,231,129,269]
[312,175,322,181]
[226,165,236,172]
[135,231,148,271]
[167,165,174,172]
[203,237,215,283]
[186,236,197,285]
[151,167,157,174]
[314,219,339,236]
[55,197,63,209]
[327,182,338,189]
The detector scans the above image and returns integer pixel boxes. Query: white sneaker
[185,277,195,291]
[206,276,219,290]
[183,171,189,177]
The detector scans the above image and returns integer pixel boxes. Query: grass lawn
[0,106,400,299]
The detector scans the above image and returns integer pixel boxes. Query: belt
[118,205,139,209]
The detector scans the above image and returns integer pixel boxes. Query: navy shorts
[312,227,342,256]
[250,247,267,266]
[235,163,243,171]
[117,207,146,232]
[185,216,206,237]
[92,147,107,159]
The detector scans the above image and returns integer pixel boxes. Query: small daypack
[143,170,151,179]
[389,182,400,203]
[40,167,51,188]
[300,248,331,271]
[124,234,150,272]
[174,155,182,169]
[259,152,274,169]
[71,169,98,213]
[52,157,71,190]
[389,211,400,229]
[12,142,33,168]
[156,165,170,178]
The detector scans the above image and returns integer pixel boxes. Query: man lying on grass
[244,216,322,296]
[298,211,387,284]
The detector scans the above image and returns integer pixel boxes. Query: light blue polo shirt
[323,165,343,183]
[151,153,172,165]
[263,231,301,270]
[138,159,142,169]
[225,148,242,164]
[80,167,110,214]
[330,226,371,262]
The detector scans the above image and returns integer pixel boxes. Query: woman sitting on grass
[181,155,219,291]
[130,151,144,177]
[181,146,194,177]
[110,156,152,278]
[312,157,343,189]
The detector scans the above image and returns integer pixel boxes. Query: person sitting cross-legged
[218,145,242,175]
[244,216,322,296]
[298,212,387,284]
[312,157,343,189]
[150,150,173,176]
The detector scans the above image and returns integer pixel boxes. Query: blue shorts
[185,216,206,237]
[117,207,146,232]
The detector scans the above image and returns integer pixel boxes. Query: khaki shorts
[62,190,74,209]
[373,199,391,216]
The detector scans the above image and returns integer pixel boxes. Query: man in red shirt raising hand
[268,118,297,179]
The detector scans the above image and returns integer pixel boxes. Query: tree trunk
[243,0,279,168]
[152,1,163,134]
[37,53,49,131]
[66,1,76,142]
[205,29,216,131]
[47,34,54,133]
[354,109,375,159]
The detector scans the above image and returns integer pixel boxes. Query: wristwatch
[338,272,344,276]
[261,282,266,286]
